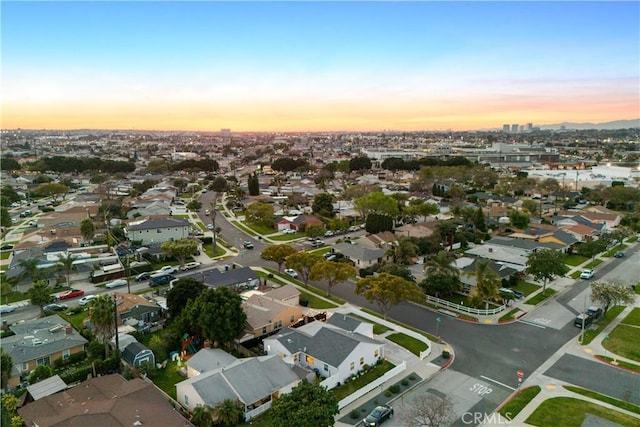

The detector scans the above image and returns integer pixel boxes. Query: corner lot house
[241,291,304,342]
[176,354,302,421]
[125,217,191,244]
[1,315,87,389]
[263,315,384,389]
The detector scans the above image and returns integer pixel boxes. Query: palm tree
[424,251,459,280]
[213,399,244,426]
[191,405,213,427]
[473,260,500,310]
[392,238,418,265]
[209,194,219,253]
[18,258,47,289]
[57,253,79,288]
[88,295,115,358]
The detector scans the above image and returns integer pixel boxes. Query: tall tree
[424,251,459,280]
[213,399,245,426]
[391,238,418,265]
[268,380,339,427]
[209,194,219,253]
[472,260,501,309]
[161,239,199,268]
[286,252,323,287]
[80,218,96,243]
[354,192,399,221]
[247,173,259,196]
[399,392,455,427]
[590,281,635,316]
[167,277,205,319]
[28,281,51,316]
[312,193,335,217]
[33,182,68,202]
[355,273,423,320]
[88,294,116,358]
[187,287,247,348]
[18,258,47,286]
[245,201,275,229]
[260,244,297,273]
[1,348,13,391]
[525,249,569,295]
[420,272,461,299]
[309,260,355,297]
[435,220,458,251]
[57,253,79,288]
[191,405,213,427]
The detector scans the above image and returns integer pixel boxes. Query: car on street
[243,241,254,249]
[105,279,128,289]
[159,265,179,275]
[59,289,85,300]
[348,225,361,232]
[135,272,151,282]
[0,304,16,313]
[180,261,201,271]
[0,244,14,251]
[79,295,97,306]
[324,230,334,237]
[206,223,214,230]
[44,303,68,312]
[363,405,394,427]
[614,251,624,258]
[574,313,593,328]
[284,269,298,278]
[205,209,210,215]
[587,305,603,320]
[512,290,524,299]
[311,240,325,248]
[580,269,595,279]
[149,274,175,287]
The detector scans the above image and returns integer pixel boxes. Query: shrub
[53,351,86,369]
[299,298,309,307]
[87,339,105,360]
[60,366,92,384]
[350,409,360,419]
[389,385,400,394]
[409,375,416,381]
[384,391,392,397]
[402,379,409,386]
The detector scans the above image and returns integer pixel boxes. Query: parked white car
[160,265,179,275]
[105,279,127,289]
[0,304,16,313]
[580,269,595,279]
[180,261,201,271]
[284,269,298,278]
[282,229,296,234]
[79,295,98,306]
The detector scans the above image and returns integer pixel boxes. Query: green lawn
[361,308,442,343]
[564,385,640,415]
[268,234,302,242]
[620,307,640,326]
[242,222,276,236]
[230,220,257,237]
[1,291,28,304]
[263,267,346,305]
[297,288,339,309]
[524,288,556,305]
[563,254,587,266]
[525,397,639,427]
[172,214,189,219]
[0,251,11,260]
[581,305,625,345]
[330,360,395,401]
[202,242,227,258]
[499,308,521,322]
[627,236,638,243]
[195,221,208,232]
[595,355,640,372]
[151,360,185,400]
[570,271,583,279]
[584,258,603,269]
[499,385,541,420]
[512,281,541,297]
[60,310,89,331]
[385,333,428,356]
[348,314,392,334]
[601,324,640,361]
[603,244,628,257]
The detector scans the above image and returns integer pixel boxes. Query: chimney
[65,324,73,335]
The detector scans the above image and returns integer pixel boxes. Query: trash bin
[442,349,451,359]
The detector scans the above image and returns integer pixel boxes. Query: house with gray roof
[263,317,384,389]
[125,217,191,244]
[332,242,387,268]
[185,348,238,378]
[176,355,302,421]
[186,266,260,291]
[1,315,87,389]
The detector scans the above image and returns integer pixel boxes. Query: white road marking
[517,319,547,329]
[480,375,517,391]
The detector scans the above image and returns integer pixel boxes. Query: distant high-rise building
[503,124,510,133]
[526,123,533,131]
[220,128,231,136]
[511,124,519,133]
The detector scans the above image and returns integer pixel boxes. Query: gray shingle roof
[333,243,387,262]
[3,315,88,374]
[187,266,259,288]
[325,314,362,332]
[126,218,190,231]
[187,348,238,375]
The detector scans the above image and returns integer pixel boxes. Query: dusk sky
[2,1,639,132]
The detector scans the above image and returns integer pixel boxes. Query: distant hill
[537,119,640,130]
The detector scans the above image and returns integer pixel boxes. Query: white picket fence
[426,295,506,316]
[337,361,407,410]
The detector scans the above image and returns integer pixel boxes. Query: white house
[125,217,191,244]
[263,316,384,390]
[176,355,302,421]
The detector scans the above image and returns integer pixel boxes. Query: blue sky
[2,1,639,131]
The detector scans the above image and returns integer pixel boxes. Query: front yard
[385,333,428,356]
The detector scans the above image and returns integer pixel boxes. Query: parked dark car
[44,303,68,312]
[586,306,603,320]
[614,251,624,258]
[149,274,175,287]
[135,272,151,282]
[363,405,394,427]
[0,244,14,251]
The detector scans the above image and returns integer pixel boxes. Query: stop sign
[517,370,524,379]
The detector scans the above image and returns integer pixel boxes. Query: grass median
[581,305,624,345]
[499,385,541,421]
[564,385,640,415]
[525,396,639,427]
[386,332,428,356]
[524,288,556,306]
